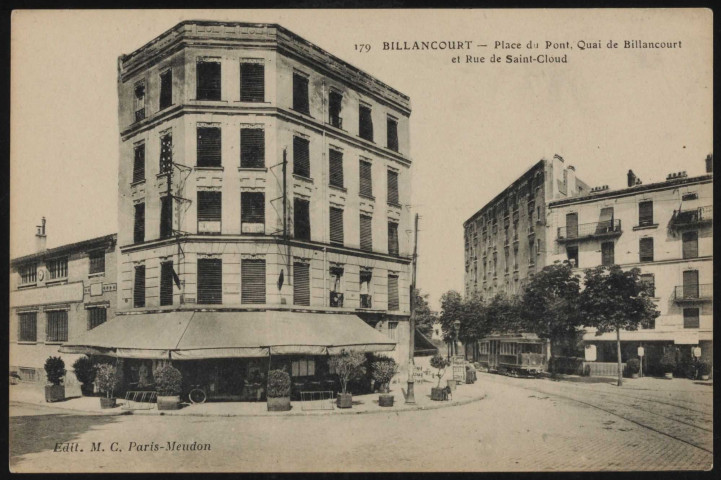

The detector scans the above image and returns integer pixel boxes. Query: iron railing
[674,283,713,302]
[359,294,372,309]
[557,219,622,242]
[671,205,713,228]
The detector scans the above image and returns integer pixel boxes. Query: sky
[10,9,713,309]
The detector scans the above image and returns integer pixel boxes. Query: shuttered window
[640,273,655,297]
[88,308,107,330]
[134,203,145,244]
[159,69,173,110]
[134,265,146,308]
[683,308,700,329]
[682,231,698,259]
[134,82,145,121]
[241,259,266,304]
[19,263,37,285]
[359,160,372,198]
[89,250,105,275]
[329,149,344,188]
[198,259,222,304]
[387,170,399,205]
[241,192,265,234]
[196,60,221,100]
[387,117,399,152]
[240,128,265,168]
[360,215,373,251]
[160,261,174,306]
[240,62,264,102]
[197,191,222,234]
[159,132,173,174]
[160,195,173,239]
[359,105,373,141]
[293,262,310,306]
[566,213,578,238]
[293,136,310,178]
[328,91,342,128]
[294,198,311,241]
[639,201,653,226]
[639,238,654,262]
[48,257,68,279]
[388,221,399,256]
[683,270,699,297]
[46,310,68,342]
[329,207,344,246]
[197,127,222,167]
[292,73,309,114]
[388,274,399,311]
[18,312,37,342]
[601,241,615,266]
[133,143,145,183]
[597,207,614,233]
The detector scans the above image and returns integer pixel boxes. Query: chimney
[35,217,47,252]
[627,169,636,187]
[566,165,577,196]
[705,154,713,173]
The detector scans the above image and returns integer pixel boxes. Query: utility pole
[405,213,419,404]
[282,149,290,274]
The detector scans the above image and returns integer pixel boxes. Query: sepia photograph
[8,8,713,473]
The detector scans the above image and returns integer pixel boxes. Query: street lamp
[453,319,461,358]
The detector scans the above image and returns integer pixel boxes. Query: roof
[11,233,117,267]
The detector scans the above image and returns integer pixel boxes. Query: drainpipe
[321,80,328,307]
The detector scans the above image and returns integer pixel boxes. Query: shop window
[682,231,698,259]
[134,265,146,308]
[18,312,37,342]
[198,258,222,305]
[159,69,173,110]
[359,160,373,198]
[387,221,399,256]
[360,214,373,251]
[240,128,265,168]
[359,104,373,141]
[241,259,266,305]
[328,91,342,128]
[329,207,344,246]
[566,245,578,268]
[601,241,615,266]
[683,308,700,329]
[387,116,399,152]
[160,261,174,307]
[359,270,372,308]
[19,263,37,285]
[293,136,310,178]
[134,203,145,244]
[388,273,399,311]
[47,257,68,280]
[89,250,105,275]
[241,192,265,234]
[329,149,344,188]
[638,201,653,226]
[134,81,145,121]
[329,266,344,307]
[292,72,309,114]
[293,198,311,241]
[197,191,222,234]
[291,358,315,377]
[293,262,310,306]
[387,170,399,205]
[87,308,107,330]
[133,143,145,183]
[240,62,264,102]
[46,310,68,343]
[196,59,221,100]
[197,126,222,167]
[639,237,654,262]
[160,195,173,239]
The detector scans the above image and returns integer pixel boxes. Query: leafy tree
[413,288,437,338]
[580,265,660,386]
[439,290,464,350]
[485,292,523,335]
[458,292,490,345]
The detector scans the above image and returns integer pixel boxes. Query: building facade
[9,220,117,383]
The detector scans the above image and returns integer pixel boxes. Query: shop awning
[414,329,439,356]
[60,310,396,360]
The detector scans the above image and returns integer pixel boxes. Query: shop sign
[584,344,597,361]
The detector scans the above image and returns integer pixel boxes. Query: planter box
[267,396,291,412]
[157,395,180,410]
[336,393,353,408]
[664,372,674,379]
[80,384,95,396]
[630,373,639,379]
[431,387,447,401]
[99,397,117,409]
[700,374,710,381]
[45,384,65,403]
[378,394,394,407]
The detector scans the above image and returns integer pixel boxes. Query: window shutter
[240,63,264,102]
[292,73,309,114]
[387,170,399,205]
[159,70,172,109]
[240,128,265,168]
[682,231,698,259]
[47,311,68,342]
[682,270,699,298]
[359,161,373,197]
[639,238,654,262]
[197,191,222,233]
[89,251,105,275]
[387,117,399,151]
[360,215,373,251]
[133,144,145,183]
[197,127,221,167]
[134,265,146,308]
[241,192,265,234]
[601,242,615,266]
[198,259,222,304]
[293,262,310,306]
[597,207,614,233]
[19,312,37,342]
[388,274,399,311]
[197,61,221,100]
[388,221,399,256]
[328,91,342,127]
[159,133,173,174]
[329,207,344,245]
[242,259,266,304]
[293,136,310,177]
[88,308,107,330]
[294,198,311,240]
[359,105,373,141]
[329,149,344,188]
[160,261,174,306]
[134,203,145,244]
[639,201,653,226]
[565,213,578,238]
[683,308,700,328]
[160,195,173,239]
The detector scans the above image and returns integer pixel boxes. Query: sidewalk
[546,373,713,393]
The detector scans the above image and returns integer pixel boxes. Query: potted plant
[266,369,292,411]
[95,363,118,409]
[626,358,641,379]
[430,354,450,401]
[660,351,676,379]
[371,357,398,407]
[329,350,367,408]
[44,356,66,402]
[154,364,182,410]
[72,356,96,396]
[698,362,711,381]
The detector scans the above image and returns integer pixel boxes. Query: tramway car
[473,334,549,376]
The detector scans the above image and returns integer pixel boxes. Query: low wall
[584,361,625,377]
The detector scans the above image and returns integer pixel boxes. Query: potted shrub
[626,358,641,379]
[72,356,96,396]
[329,351,367,408]
[698,362,711,381]
[95,363,118,409]
[371,357,398,407]
[44,356,66,402]
[154,364,182,410]
[660,351,676,379]
[266,369,292,412]
[430,354,450,401]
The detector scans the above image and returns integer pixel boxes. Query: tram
[473,333,549,376]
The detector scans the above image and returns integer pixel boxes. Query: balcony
[328,115,343,129]
[557,219,622,243]
[670,205,713,229]
[359,294,372,309]
[134,108,145,122]
[673,284,712,303]
[330,291,344,307]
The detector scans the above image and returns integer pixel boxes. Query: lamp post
[453,319,461,358]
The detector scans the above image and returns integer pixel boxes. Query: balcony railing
[328,116,343,129]
[360,294,372,309]
[134,108,145,122]
[330,291,344,307]
[674,284,712,303]
[670,205,713,229]
[557,219,622,242]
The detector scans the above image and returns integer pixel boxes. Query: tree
[413,288,437,338]
[439,290,464,355]
[520,261,583,357]
[580,265,660,386]
[458,292,490,346]
[484,292,523,335]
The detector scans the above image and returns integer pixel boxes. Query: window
[682,192,698,201]
[359,160,373,198]
[639,201,653,226]
[329,207,344,246]
[134,203,145,244]
[504,247,509,273]
[134,82,145,121]
[292,72,309,114]
[566,245,578,267]
[639,238,654,262]
[387,116,399,152]
[46,310,68,342]
[513,246,518,271]
[388,273,399,311]
[133,143,145,183]
[293,136,310,178]
[493,251,498,275]
[294,198,311,241]
[159,69,172,110]
[241,259,266,304]
[682,270,699,298]
[640,273,655,298]
[240,62,264,102]
[197,126,222,167]
[387,170,399,206]
[683,308,700,329]
[387,321,398,340]
[682,231,698,259]
[360,270,372,308]
[291,358,315,377]
[88,308,107,330]
[359,104,373,141]
[329,149,344,188]
[160,195,173,239]
[601,241,615,266]
[159,132,173,174]
[329,266,344,307]
[388,221,399,256]
[293,262,310,306]
[47,257,68,280]
[89,250,105,275]
[134,265,145,308]
[197,191,222,234]
[160,261,174,306]
[328,91,342,128]
[18,312,37,342]
[196,59,221,100]
[360,215,373,251]
[197,258,222,304]
[19,263,37,285]
[565,212,578,238]
[241,192,265,234]
[240,128,265,168]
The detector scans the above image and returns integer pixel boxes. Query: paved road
[10,376,713,473]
